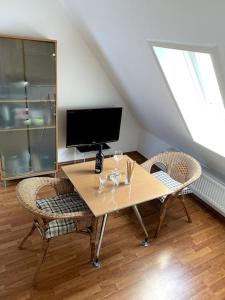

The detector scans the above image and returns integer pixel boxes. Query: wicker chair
[16,177,98,284]
[141,152,201,237]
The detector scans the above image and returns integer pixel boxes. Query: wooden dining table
[62,155,173,267]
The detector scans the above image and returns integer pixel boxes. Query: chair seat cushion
[36,192,90,238]
[152,171,191,202]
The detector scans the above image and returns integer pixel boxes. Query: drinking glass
[110,169,121,191]
[113,150,123,169]
[98,172,108,192]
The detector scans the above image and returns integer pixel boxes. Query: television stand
[76,143,110,153]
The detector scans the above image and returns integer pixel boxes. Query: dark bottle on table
[95,144,104,173]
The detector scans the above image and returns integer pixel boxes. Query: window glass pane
[153,45,225,157]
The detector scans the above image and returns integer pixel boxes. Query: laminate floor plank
[1,152,225,299]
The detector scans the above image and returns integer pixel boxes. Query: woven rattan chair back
[142,151,201,191]
[16,177,97,285]
[141,152,202,237]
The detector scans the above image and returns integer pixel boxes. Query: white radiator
[163,148,225,216]
[191,169,225,217]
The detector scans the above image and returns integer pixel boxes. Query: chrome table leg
[132,205,149,246]
[93,213,108,268]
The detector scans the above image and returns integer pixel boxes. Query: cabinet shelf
[1,169,56,181]
[0,126,56,132]
[0,99,55,103]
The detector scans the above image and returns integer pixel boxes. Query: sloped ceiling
[59,0,225,179]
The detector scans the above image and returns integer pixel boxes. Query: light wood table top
[62,155,173,217]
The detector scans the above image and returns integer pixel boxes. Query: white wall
[138,130,173,159]
[62,0,225,180]
[3,0,225,181]
[0,0,141,162]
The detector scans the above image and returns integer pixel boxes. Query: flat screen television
[66,107,122,148]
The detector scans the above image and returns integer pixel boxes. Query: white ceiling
[59,0,225,179]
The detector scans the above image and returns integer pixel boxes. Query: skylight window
[152,44,225,157]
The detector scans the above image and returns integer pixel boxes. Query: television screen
[66,107,122,147]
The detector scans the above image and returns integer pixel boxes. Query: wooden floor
[1,152,225,299]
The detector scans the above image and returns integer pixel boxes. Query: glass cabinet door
[0,131,30,178]
[0,38,26,100]
[23,40,56,100]
[28,128,56,173]
[0,37,57,180]
[0,102,28,130]
[27,101,56,128]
